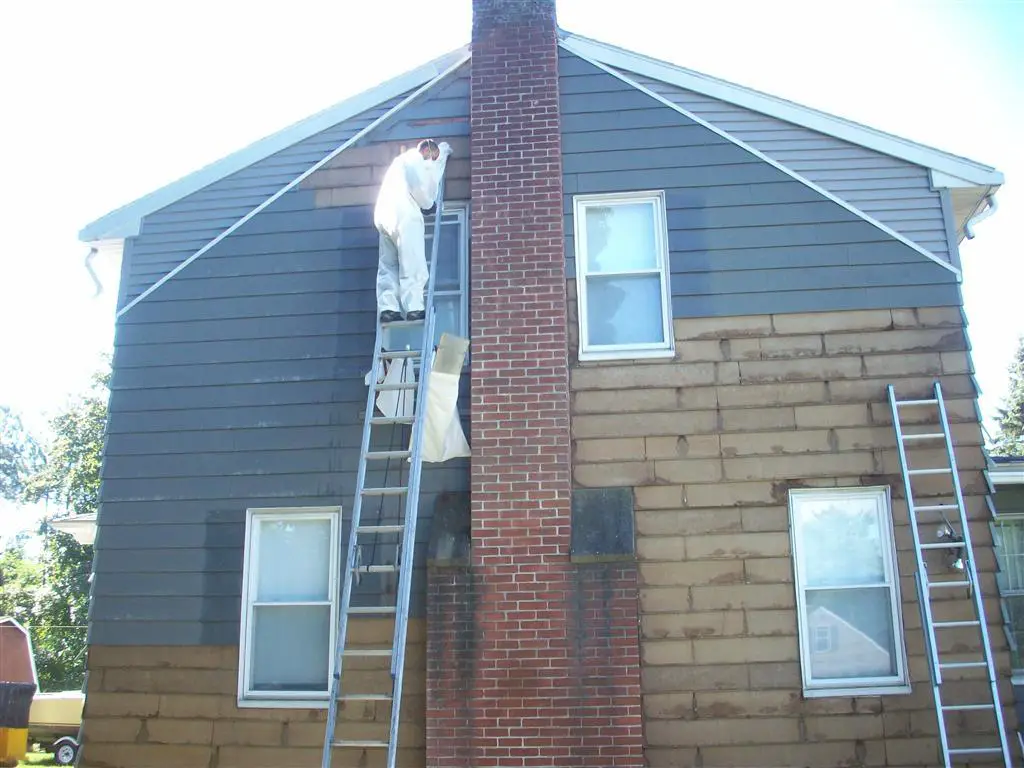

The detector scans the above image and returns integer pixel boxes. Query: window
[238,507,340,707]
[993,518,1024,673]
[384,203,469,352]
[572,191,674,361]
[789,487,910,697]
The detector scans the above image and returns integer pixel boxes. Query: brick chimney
[425,1,645,765]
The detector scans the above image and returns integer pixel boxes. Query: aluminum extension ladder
[888,381,1012,767]
[321,178,446,768]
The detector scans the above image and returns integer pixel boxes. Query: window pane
[586,274,664,347]
[807,587,896,680]
[251,605,330,691]
[994,520,1024,590]
[585,202,658,274]
[796,497,885,587]
[1005,595,1024,669]
[256,519,331,602]
[426,220,461,291]
[435,295,461,343]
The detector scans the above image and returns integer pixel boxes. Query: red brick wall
[426,0,644,765]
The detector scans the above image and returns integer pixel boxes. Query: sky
[0,0,1021,541]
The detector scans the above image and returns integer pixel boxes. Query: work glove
[438,141,453,158]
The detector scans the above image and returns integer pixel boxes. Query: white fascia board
[78,46,469,244]
[561,31,1004,188]
[561,39,961,280]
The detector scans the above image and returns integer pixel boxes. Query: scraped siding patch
[625,70,951,265]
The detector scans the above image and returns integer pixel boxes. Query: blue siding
[91,73,472,646]
[623,70,953,265]
[558,50,960,317]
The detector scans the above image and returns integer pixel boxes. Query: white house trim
[561,39,962,279]
[78,46,470,243]
[562,31,1003,189]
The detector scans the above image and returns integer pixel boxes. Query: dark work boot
[379,310,403,324]
[405,310,425,322]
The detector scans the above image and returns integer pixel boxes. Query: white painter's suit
[374,142,452,315]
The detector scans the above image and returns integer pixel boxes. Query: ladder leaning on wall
[888,381,1013,767]
[320,177,446,768]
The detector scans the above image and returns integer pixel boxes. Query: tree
[20,366,109,691]
[0,405,43,501]
[991,335,1024,457]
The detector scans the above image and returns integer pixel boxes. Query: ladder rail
[887,386,944,686]
[934,382,1013,767]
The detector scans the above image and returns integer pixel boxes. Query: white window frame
[238,506,341,708]
[572,190,674,362]
[992,515,1024,683]
[383,202,469,353]
[789,486,911,698]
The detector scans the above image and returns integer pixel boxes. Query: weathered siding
[558,50,960,319]
[623,70,953,265]
[569,303,1016,766]
[81,621,426,768]
[93,70,472,647]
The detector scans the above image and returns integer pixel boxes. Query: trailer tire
[53,737,78,766]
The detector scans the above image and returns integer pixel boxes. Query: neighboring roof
[49,512,98,546]
[559,31,1004,189]
[78,45,469,242]
[991,456,1024,485]
[80,29,1003,245]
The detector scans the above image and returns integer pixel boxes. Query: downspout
[84,247,103,297]
[965,191,998,240]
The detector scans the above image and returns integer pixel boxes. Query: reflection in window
[993,518,1024,669]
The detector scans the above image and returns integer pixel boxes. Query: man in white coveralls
[374,138,453,323]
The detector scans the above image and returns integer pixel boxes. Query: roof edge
[78,45,470,243]
[561,30,1004,188]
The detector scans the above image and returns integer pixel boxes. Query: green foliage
[0,540,42,624]
[992,336,1024,457]
[8,366,110,692]
[0,406,43,501]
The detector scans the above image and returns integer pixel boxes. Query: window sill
[1012,672,1024,687]
[237,696,328,709]
[803,683,911,699]
[578,347,676,364]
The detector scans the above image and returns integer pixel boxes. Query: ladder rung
[365,450,411,460]
[920,541,964,550]
[346,605,397,615]
[928,580,971,589]
[942,703,996,712]
[342,648,393,657]
[947,747,1004,755]
[896,398,938,407]
[333,740,389,749]
[915,504,959,512]
[939,661,988,669]
[375,382,418,391]
[908,468,953,476]
[902,432,945,441]
[933,620,981,628]
[338,693,392,702]
[353,564,398,574]
[361,486,408,496]
[369,416,415,426]
[356,524,404,535]
[381,319,424,329]
[380,349,422,359]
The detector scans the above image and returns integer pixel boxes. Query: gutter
[965,191,998,240]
